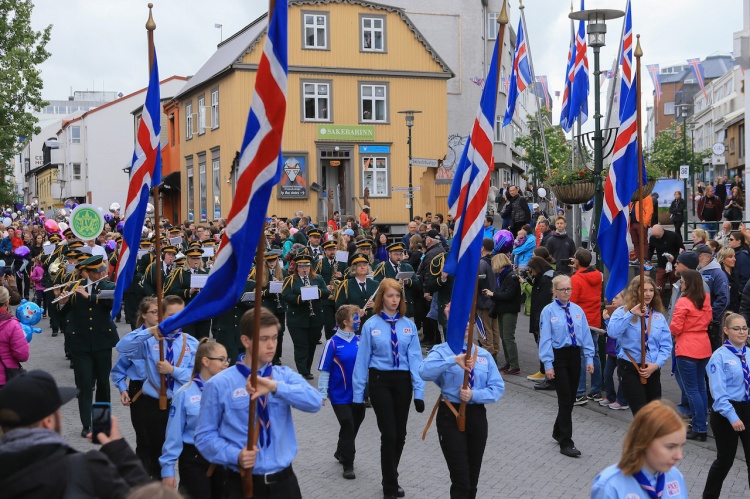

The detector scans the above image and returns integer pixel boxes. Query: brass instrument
[302,275,316,317]
[328,259,341,301]
[48,251,65,275]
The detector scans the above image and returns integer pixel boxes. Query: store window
[362,155,389,197]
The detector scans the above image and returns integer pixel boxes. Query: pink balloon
[44,219,59,234]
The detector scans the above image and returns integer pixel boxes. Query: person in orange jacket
[629,194,653,264]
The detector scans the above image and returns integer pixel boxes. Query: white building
[51,76,186,209]
[734,3,750,214]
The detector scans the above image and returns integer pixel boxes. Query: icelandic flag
[598,0,646,300]
[559,17,576,132]
[646,64,662,109]
[159,0,288,333]
[535,76,551,111]
[568,0,589,126]
[111,48,162,320]
[443,29,501,355]
[503,18,531,126]
[687,58,708,100]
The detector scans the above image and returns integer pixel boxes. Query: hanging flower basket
[550,182,596,205]
[631,179,657,202]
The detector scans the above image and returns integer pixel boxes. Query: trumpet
[328,260,341,302]
[52,275,109,304]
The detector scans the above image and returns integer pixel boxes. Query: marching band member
[355,237,380,268]
[194,307,322,499]
[281,254,329,379]
[211,268,255,365]
[352,278,425,499]
[373,242,419,318]
[141,245,178,297]
[41,232,64,337]
[335,253,379,329]
[318,304,364,480]
[115,295,198,479]
[165,247,210,339]
[317,240,342,340]
[257,251,287,366]
[306,228,325,261]
[592,400,688,498]
[160,338,228,498]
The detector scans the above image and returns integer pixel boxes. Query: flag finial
[570,0,574,12]
[499,0,509,24]
[634,34,643,57]
[518,0,524,10]
[146,3,156,31]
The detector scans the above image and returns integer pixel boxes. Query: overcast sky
[31,0,742,123]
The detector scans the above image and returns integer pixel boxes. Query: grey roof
[657,55,737,85]
[175,0,453,99]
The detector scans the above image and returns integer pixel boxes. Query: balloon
[4,208,10,214]
[110,202,121,213]
[25,205,30,211]
[39,210,44,216]
[116,221,124,232]
[59,222,69,232]
[44,219,59,233]
[97,206,103,213]
[2,218,11,226]
[537,187,547,198]
[10,213,17,220]
[57,208,67,218]
[492,229,514,254]
[105,240,117,252]
[104,213,112,222]
[146,203,154,215]
[13,245,30,258]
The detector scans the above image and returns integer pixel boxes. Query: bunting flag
[646,64,661,109]
[598,0,646,300]
[444,26,502,355]
[501,77,510,95]
[568,0,589,125]
[687,58,708,100]
[503,17,531,126]
[559,14,576,132]
[470,77,486,88]
[110,48,162,320]
[158,0,288,333]
[535,76,551,111]
[600,69,614,87]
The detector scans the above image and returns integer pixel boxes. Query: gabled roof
[175,0,453,100]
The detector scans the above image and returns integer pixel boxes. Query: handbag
[0,354,25,383]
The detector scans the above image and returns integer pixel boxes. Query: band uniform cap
[307,228,323,238]
[63,228,74,237]
[0,370,78,428]
[168,227,181,234]
[76,253,89,261]
[65,249,84,259]
[115,235,123,243]
[186,248,204,257]
[349,253,369,266]
[139,239,152,248]
[387,242,405,252]
[264,250,281,261]
[67,240,84,249]
[162,245,178,254]
[356,238,374,248]
[175,252,186,263]
[77,255,105,270]
[293,254,313,266]
[322,240,336,250]
[48,234,62,243]
[202,239,216,246]
[188,240,202,249]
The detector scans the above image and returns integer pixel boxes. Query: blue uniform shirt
[352,314,425,403]
[707,345,749,424]
[418,343,505,405]
[591,464,688,498]
[110,355,146,393]
[160,381,203,478]
[194,364,322,474]
[317,331,359,404]
[607,307,672,367]
[115,327,199,399]
[539,300,595,371]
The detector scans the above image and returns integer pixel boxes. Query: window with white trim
[488,12,500,40]
[303,12,328,49]
[362,156,388,197]
[73,163,81,180]
[186,156,194,222]
[198,153,207,222]
[360,84,387,123]
[303,81,330,121]
[361,16,385,52]
[197,96,206,134]
[212,148,221,219]
[495,116,506,143]
[211,89,219,129]
[71,126,81,144]
[186,103,193,140]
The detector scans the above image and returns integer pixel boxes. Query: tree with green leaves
[645,120,710,176]
[513,114,572,185]
[0,0,51,205]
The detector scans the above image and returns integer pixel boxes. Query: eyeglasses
[207,356,229,364]
[555,287,572,293]
[145,310,159,315]
[728,326,749,332]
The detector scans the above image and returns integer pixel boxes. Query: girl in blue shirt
[318,304,364,480]
[161,338,228,498]
[592,400,688,498]
[353,278,425,499]
[703,312,750,498]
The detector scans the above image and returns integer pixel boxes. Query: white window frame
[210,88,219,129]
[186,103,193,140]
[198,153,207,222]
[303,12,329,50]
[72,163,81,180]
[487,12,500,40]
[211,148,221,219]
[302,81,331,122]
[361,15,386,52]
[186,156,194,222]
[664,102,675,116]
[71,126,81,144]
[495,116,505,143]
[359,83,388,123]
[362,155,389,198]
[197,96,206,135]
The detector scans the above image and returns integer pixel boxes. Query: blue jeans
[675,357,709,433]
[603,356,626,404]
[577,332,602,397]
[672,347,692,416]
[701,222,718,239]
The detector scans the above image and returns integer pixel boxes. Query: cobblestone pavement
[24,311,750,498]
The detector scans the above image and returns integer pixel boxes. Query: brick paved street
[23,311,750,498]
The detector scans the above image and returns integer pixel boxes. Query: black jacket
[544,232,576,268]
[509,195,531,226]
[726,269,740,314]
[669,198,686,223]
[477,254,497,310]
[417,242,445,287]
[491,269,522,316]
[647,230,684,269]
[529,268,555,334]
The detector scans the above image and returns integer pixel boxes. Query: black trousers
[44,290,59,332]
[213,327,244,366]
[617,359,661,416]
[123,292,141,329]
[322,304,336,340]
[273,312,285,363]
[331,403,366,466]
[437,403,488,499]
[551,346,580,449]
[70,349,112,429]
[369,369,412,494]
[184,319,211,340]
[139,394,171,479]
[178,443,226,499]
[703,401,750,498]
[288,324,321,376]
[225,467,301,499]
[127,379,151,471]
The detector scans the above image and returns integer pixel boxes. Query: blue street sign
[359,145,390,153]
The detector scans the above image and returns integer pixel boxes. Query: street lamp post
[678,103,691,241]
[569,8,624,272]
[398,110,421,223]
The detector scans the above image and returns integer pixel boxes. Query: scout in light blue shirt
[592,464,688,499]
[538,300,595,372]
[110,355,146,394]
[707,341,750,424]
[607,307,672,368]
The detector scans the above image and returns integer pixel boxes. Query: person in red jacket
[570,248,604,405]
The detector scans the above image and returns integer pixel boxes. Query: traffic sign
[392,187,410,191]
[679,165,689,179]
[403,194,413,198]
[409,158,440,168]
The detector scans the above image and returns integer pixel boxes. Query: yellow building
[173,0,452,227]
[36,167,60,212]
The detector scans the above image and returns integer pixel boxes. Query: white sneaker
[608,402,629,410]
[598,398,611,407]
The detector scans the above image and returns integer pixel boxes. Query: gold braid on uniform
[163,268,181,293]
[281,274,295,293]
[430,253,445,276]
[249,267,257,280]
[334,278,350,302]
[372,262,386,279]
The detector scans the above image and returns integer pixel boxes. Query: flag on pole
[470,77,486,88]
[111,48,162,320]
[501,77,510,95]
[159,0,288,334]
[503,18,531,126]
[687,58,707,100]
[646,64,661,109]
[535,76,551,111]
[600,69,614,87]
[568,0,589,125]
[559,15,576,132]
[443,29,501,355]
[598,0,646,300]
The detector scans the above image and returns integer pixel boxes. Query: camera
[518,269,530,281]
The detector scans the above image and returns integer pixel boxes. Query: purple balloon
[104,213,112,222]
[14,245,30,258]
[116,221,125,232]
[492,229,514,254]
[105,240,117,252]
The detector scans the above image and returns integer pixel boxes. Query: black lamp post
[398,109,421,222]
[677,103,692,241]
[569,8,624,272]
